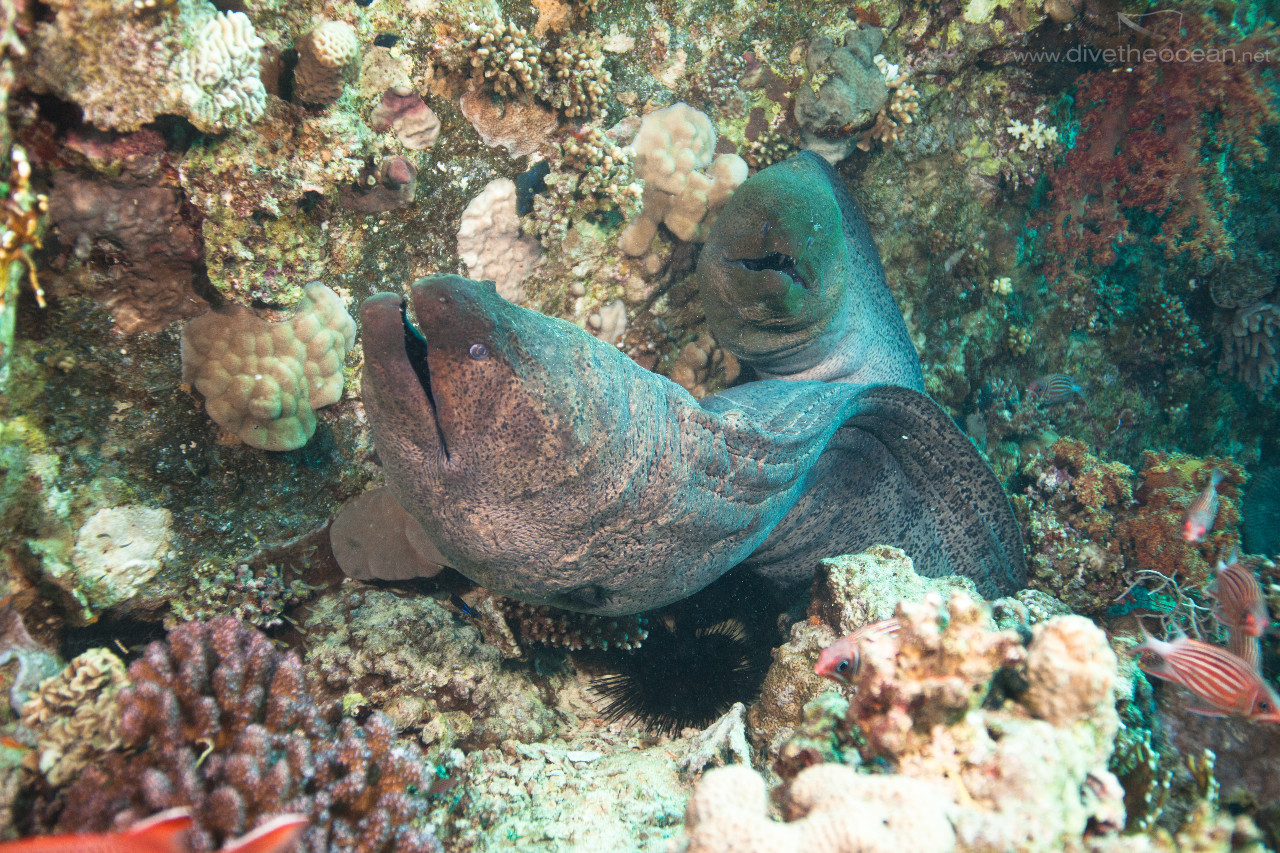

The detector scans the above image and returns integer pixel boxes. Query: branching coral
[543,33,612,120]
[1040,19,1278,280]
[47,617,441,853]
[1219,300,1280,398]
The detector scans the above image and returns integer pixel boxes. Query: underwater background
[0,0,1278,848]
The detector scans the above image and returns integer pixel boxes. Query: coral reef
[29,1,267,133]
[46,617,441,853]
[750,545,977,762]
[1039,18,1278,277]
[1018,439,1244,618]
[293,21,359,107]
[19,648,127,786]
[302,586,559,751]
[180,283,355,451]
[683,592,1123,852]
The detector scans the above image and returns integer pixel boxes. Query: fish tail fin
[126,808,195,852]
[1210,468,1225,488]
[220,816,308,853]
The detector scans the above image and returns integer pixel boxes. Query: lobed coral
[47,617,441,853]
[618,103,747,256]
[180,283,355,451]
[293,21,359,107]
[457,179,541,304]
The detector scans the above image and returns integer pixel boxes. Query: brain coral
[176,11,268,132]
[180,283,355,451]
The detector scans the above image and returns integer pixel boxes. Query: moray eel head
[361,275,637,606]
[698,153,852,373]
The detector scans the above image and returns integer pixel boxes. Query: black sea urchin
[590,617,767,735]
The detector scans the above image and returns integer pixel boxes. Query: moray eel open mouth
[724,251,810,290]
[399,299,448,458]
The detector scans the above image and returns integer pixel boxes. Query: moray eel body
[362,277,857,614]
[360,154,1026,614]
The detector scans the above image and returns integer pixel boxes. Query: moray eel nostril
[358,152,1026,614]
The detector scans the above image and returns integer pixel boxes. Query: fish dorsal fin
[838,385,1027,598]
[220,816,308,853]
[126,809,194,852]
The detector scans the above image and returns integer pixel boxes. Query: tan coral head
[181,284,356,451]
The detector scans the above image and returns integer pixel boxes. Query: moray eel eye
[468,342,489,360]
[726,251,809,290]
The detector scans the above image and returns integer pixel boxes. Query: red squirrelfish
[0,809,308,853]
[1182,469,1224,543]
[814,618,902,685]
[1026,373,1085,405]
[1209,550,1270,638]
[1132,629,1280,722]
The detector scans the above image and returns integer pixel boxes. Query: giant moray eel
[359,153,1026,615]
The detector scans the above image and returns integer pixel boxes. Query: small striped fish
[814,618,902,685]
[1182,469,1224,543]
[1210,551,1270,639]
[1026,373,1085,405]
[1133,629,1280,722]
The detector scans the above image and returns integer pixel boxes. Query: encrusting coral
[19,648,128,787]
[180,283,356,451]
[43,617,442,853]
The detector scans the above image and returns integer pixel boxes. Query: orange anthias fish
[0,809,308,853]
[1132,629,1280,723]
[814,618,901,685]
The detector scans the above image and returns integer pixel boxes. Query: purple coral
[46,617,440,853]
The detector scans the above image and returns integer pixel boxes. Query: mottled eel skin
[360,153,1026,615]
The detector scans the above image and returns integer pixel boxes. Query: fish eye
[468,343,489,360]
[1261,700,1274,713]
[836,659,850,673]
